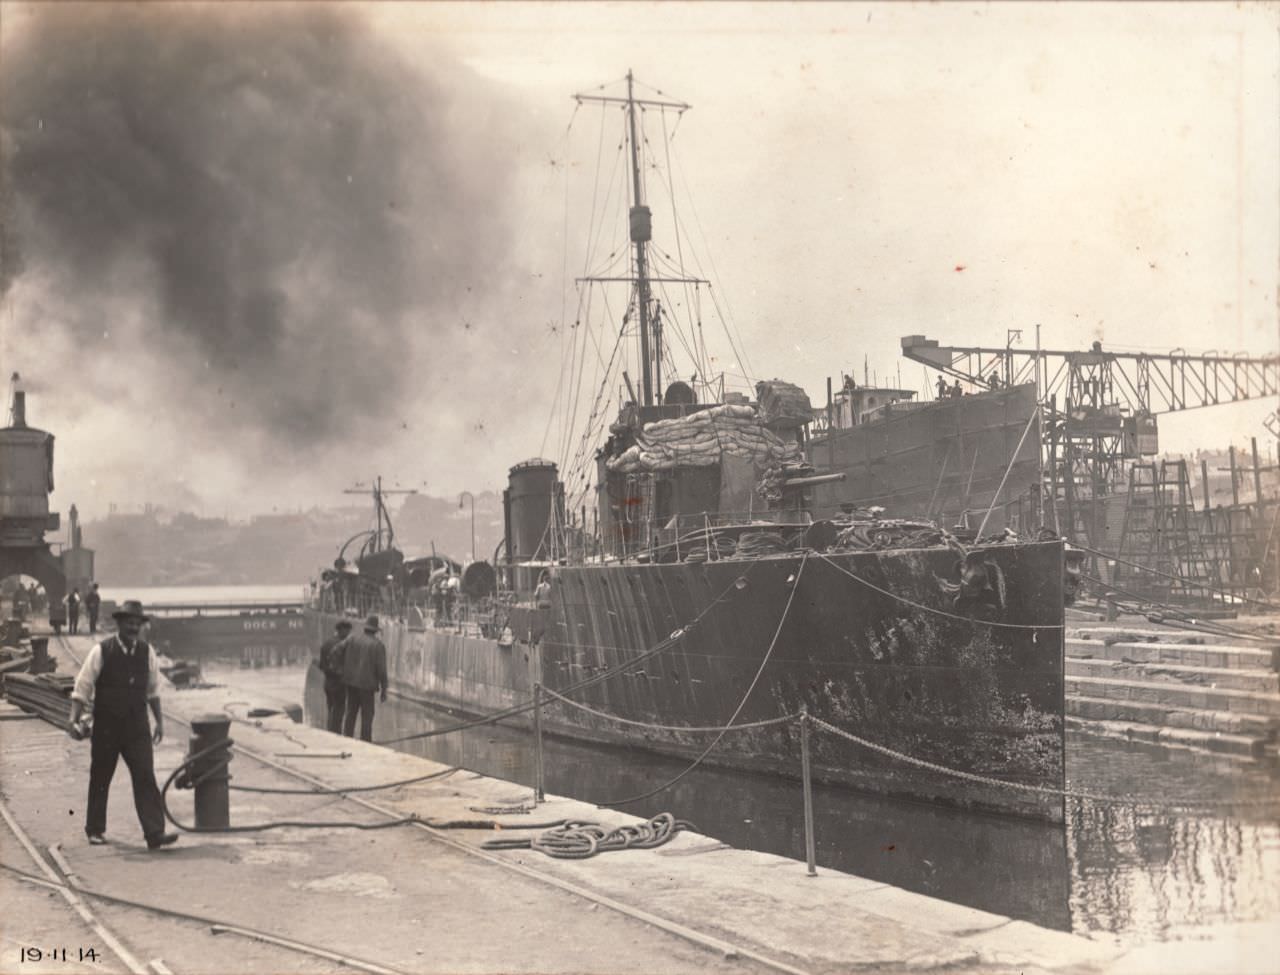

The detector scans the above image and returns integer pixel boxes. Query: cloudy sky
[2,1,1277,523]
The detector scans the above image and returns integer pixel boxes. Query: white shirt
[71,638,161,707]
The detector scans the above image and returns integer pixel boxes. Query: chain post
[533,682,546,804]
[799,706,817,877]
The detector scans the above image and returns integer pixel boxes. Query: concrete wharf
[0,633,1273,975]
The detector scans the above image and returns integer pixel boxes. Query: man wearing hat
[68,600,178,850]
[340,614,388,742]
[316,618,353,733]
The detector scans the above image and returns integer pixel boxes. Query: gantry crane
[901,333,1280,552]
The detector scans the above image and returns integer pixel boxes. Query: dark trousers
[86,713,166,841]
[87,610,99,634]
[342,686,376,741]
[323,677,345,734]
[68,610,79,633]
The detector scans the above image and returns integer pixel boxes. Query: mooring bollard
[185,714,233,829]
[799,707,817,877]
[533,682,546,804]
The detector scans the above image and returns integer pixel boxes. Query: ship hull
[807,383,1041,530]
[307,540,1066,821]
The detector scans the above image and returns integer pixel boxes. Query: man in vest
[316,617,353,733]
[68,600,178,850]
[341,615,388,742]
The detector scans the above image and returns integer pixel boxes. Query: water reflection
[298,668,1278,940]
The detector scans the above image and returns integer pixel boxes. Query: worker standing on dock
[340,614,388,742]
[317,617,353,733]
[84,583,101,634]
[68,600,178,851]
[66,588,81,634]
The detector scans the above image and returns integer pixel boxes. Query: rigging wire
[668,147,756,386]
[592,554,810,807]
[660,106,709,381]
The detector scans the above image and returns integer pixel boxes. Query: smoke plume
[2,4,542,515]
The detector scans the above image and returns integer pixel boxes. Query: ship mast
[342,476,417,554]
[624,71,654,406]
[575,72,703,408]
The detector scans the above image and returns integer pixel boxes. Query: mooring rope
[377,561,764,745]
[591,554,810,808]
[815,551,1064,631]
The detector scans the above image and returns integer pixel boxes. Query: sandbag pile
[606,404,804,474]
[755,380,813,427]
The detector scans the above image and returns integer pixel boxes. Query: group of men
[934,373,1006,400]
[316,614,389,741]
[64,582,102,634]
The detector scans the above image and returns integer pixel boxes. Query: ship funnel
[504,459,564,563]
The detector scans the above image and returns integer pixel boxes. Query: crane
[901,333,1280,557]
[901,333,1278,418]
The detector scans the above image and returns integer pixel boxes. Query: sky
[2,1,1277,523]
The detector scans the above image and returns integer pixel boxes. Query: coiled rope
[482,812,694,858]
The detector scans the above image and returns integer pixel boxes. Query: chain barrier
[539,684,798,733]
[806,716,1280,810]
[586,553,810,809]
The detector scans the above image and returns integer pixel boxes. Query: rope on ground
[540,684,798,733]
[815,552,1064,631]
[376,562,764,746]
[159,740,565,833]
[808,715,1280,810]
[230,766,460,795]
[591,554,810,808]
[482,812,694,858]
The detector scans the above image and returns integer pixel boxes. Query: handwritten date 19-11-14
[20,947,100,964]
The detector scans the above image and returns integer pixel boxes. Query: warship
[306,74,1078,822]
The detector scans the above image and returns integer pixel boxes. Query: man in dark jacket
[341,615,388,742]
[66,588,81,634]
[84,583,102,634]
[68,600,178,850]
[317,618,352,733]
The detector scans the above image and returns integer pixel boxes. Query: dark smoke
[2,4,521,446]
